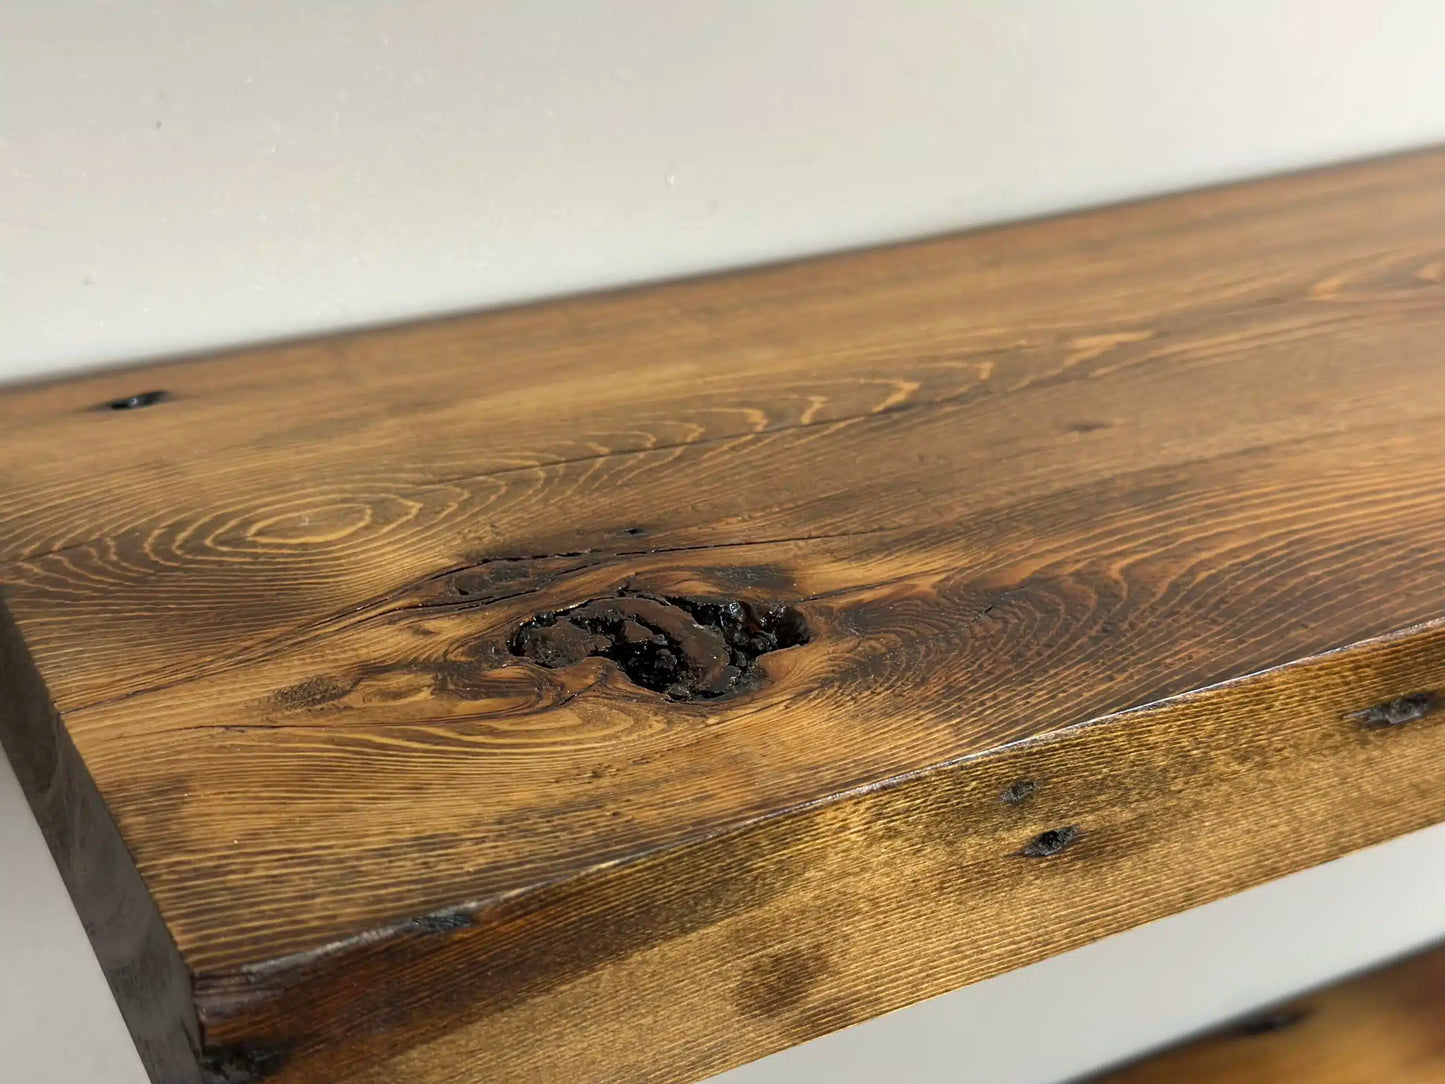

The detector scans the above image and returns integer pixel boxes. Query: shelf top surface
[4,147,1445,981]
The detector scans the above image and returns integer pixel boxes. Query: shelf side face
[4,147,1445,1081]
[0,600,202,1083]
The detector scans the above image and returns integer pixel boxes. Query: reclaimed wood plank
[4,146,1445,1082]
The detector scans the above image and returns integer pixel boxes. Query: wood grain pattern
[1091,941,1445,1083]
[4,146,1445,1082]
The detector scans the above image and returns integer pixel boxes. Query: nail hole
[623,526,646,536]
[1233,1005,1311,1037]
[1354,691,1437,728]
[1020,826,1080,857]
[103,390,167,411]
[403,910,471,935]
[1001,780,1037,805]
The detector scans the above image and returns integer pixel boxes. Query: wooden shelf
[1092,942,1445,1083]
[5,147,1445,1083]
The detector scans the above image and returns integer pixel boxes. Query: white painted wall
[3,3,1445,1081]
[9,1,1445,378]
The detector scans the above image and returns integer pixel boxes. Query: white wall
[8,1,1445,378]
[4,3,1445,1082]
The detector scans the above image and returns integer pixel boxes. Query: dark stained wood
[0,600,201,1082]
[1091,941,1445,1082]
[197,622,1445,1083]
[4,146,1445,1081]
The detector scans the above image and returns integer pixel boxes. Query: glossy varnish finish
[1092,941,1445,1082]
[4,148,1445,1081]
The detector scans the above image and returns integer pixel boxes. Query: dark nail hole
[403,910,471,935]
[1001,780,1037,805]
[623,527,646,536]
[103,390,167,411]
[1233,1005,1311,1037]
[1020,826,1080,857]
[1354,691,1437,728]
